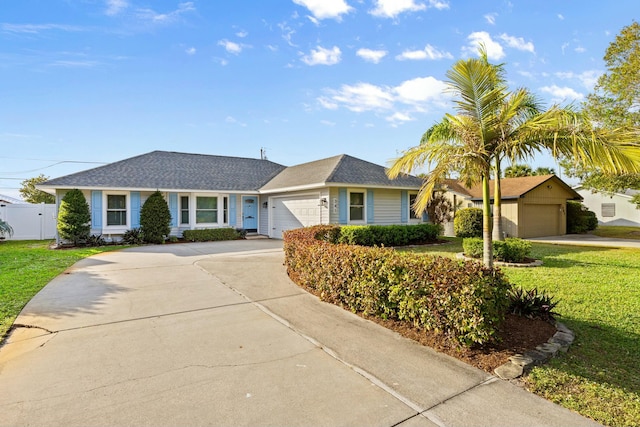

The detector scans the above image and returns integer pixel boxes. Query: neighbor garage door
[270,194,321,239]
[521,204,560,238]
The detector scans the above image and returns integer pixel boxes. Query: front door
[242,196,258,232]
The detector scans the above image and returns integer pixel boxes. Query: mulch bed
[364,313,557,373]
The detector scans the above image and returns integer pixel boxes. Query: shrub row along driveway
[0,240,598,426]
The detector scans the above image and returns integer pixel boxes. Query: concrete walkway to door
[0,240,600,426]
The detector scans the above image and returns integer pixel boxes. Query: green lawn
[592,225,640,240]
[407,238,640,427]
[0,240,123,340]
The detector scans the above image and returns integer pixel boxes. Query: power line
[0,160,108,175]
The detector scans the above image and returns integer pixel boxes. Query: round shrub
[57,189,91,245]
[566,201,598,234]
[140,191,171,244]
[454,208,483,238]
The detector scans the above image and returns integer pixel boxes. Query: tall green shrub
[140,191,171,244]
[454,208,483,238]
[566,201,598,234]
[57,189,91,245]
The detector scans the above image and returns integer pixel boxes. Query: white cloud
[540,85,584,103]
[370,0,427,18]
[557,14,564,20]
[356,48,388,63]
[278,22,296,47]
[136,2,195,24]
[394,76,448,104]
[396,44,452,61]
[484,13,497,25]
[218,39,244,55]
[463,31,505,60]
[554,70,601,89]
[320,120,336,126]
[225,116,247,127]
[236,30,248,38]
[427,0,450,10]
[575,46,586,53]
[105,0,128,16]
[498,33,535,53]
[292,0,353,20]
[301,46,341,65]
[386,112,414,126]
[185,47,196,55]
[318,76,448,120]
[327,82,395,112]
[0,23,84,34]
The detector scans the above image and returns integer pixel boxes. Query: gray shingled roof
[260,154,423,191]
[41,151,286,192]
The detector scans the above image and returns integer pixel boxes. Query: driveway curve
[0,240,600,427]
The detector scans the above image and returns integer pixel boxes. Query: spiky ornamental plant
[57,189,91,245]
[140,191,171,244]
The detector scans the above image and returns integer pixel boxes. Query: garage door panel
[271,195,321,239]
[522,204,559,238]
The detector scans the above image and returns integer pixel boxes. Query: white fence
[0,203,57,240]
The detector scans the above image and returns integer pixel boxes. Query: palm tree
[388,48,505,266]
[389,48,640,267]
[534,166,555,175]
[504,164,533,177]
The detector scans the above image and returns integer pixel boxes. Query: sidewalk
[0,240,601,426]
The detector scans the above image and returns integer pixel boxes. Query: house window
[196,196,218,224]
[602,203,615,218]
[349,192,365,222]
[223,196,228,224]
[106,195,127,226]
[180,196,189,225]
[409,193,421,220]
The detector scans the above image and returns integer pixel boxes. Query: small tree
[426,191,453,225]
[140,191,171,244]
[57,189,90,245]
[20,174,55,204]
[454,208,483,238]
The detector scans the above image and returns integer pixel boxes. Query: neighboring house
[440,175,582,238]
[575,187,640,227]
[38,151,425,240]
[0,194,27,205]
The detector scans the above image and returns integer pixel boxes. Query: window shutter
[130,192,141,228]
[229,194,237,226]
[168,193,178,227]
[91,191,102,228]
[338,188,347,224]
[367,190,374,223]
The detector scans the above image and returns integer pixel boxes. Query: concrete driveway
[0,240,600,427]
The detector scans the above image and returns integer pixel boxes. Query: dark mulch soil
[364,313,557,373]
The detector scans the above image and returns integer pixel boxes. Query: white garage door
[271,194,321,239]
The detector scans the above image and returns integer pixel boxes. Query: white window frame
[348,189,366,224]
[103,191,130,231]
[192,193,230,227]
[408,192,422,222]
[179,194,190,225]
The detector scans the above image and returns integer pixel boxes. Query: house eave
[36,184,261,195]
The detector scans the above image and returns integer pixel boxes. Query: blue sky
[1,0,639,199]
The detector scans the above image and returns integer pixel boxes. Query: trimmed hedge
[182,228,240,242]
[321,223,441,247]
[454,208,483,238]
[463,237,532,263]
[284,225,510,347]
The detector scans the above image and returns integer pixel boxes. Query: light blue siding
[130,192,141,228]
[168,193,178,227]
[229,194,237,226]
[400,190,408,224]
[91,191,102,228]
[366,189,374,224]
[338,188,347,224]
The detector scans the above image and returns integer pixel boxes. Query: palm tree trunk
[482,170,493,267]
[492,159,504,241]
